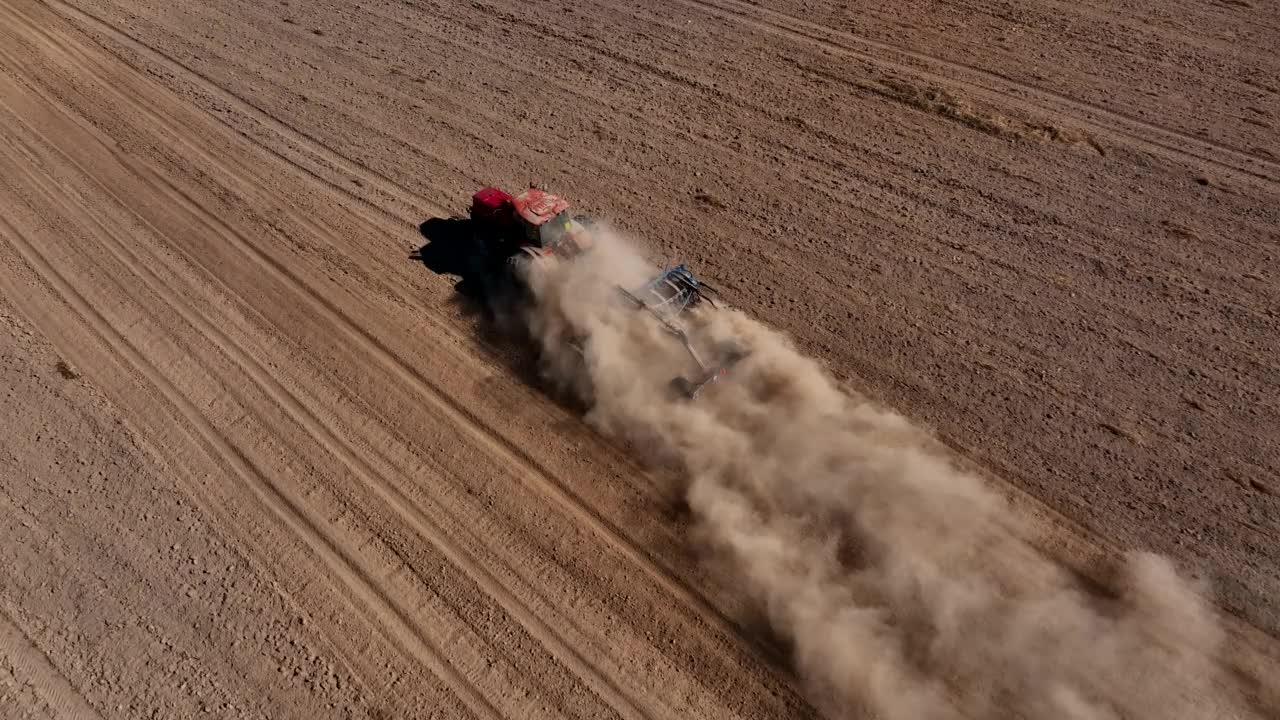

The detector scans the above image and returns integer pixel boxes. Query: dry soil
[1,0,1277,718]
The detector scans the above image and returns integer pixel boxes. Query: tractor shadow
[412,217,487,307]
[412,215,583,408]
[411,212,699,486]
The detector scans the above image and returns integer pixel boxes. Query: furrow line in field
[36,0,1220,413]
[36,0,423,226]
[677,0,1280,183]
[0,605,101,720]
[0,165,503,720]
[0,78,654,720]
[0,3,506,368]
[20,0,772,670]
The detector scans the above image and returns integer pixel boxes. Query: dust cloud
[509,227,1253,720]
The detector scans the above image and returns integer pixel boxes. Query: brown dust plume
[511,227,1256,720]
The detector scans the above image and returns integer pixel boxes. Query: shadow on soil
[413,214,605,420]
[413,217,488,306]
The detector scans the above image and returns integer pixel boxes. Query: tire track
[0,237,454,720]
[175,0,1278,344]
[673,0,1280,183]
[0,184,504,720]
[14,0,781,678]
[55,0,1264,707]
[20,0,1271,392]
[0,606,102,720]
[10,2,1280,712]
[0,110,522,719]
[2,28,775,714]
[4,0,589,412]
[27,2,1269,676]
[37,0,425,228]
[0,2,498,366]
[0,226,430,720]
[0,72,655,720]
[0,10,1092,710]
[33,0,1186,406]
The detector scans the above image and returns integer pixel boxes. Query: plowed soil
[1,0,1277,718]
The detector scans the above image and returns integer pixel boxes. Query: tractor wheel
[669,376,697,400]
[503,253,534,298]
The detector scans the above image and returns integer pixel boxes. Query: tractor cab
[470,186,592,258]
[512,188,569,241]
[514,188,593,256]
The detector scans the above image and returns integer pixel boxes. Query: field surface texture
[1,0,1277,718]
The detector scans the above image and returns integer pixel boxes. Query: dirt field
[1,0,1277,718]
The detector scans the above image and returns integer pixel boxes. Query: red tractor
[468,186,594,287]
[462,185,747,399]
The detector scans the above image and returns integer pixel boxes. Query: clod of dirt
[1100,420,1142,444]
[1161,220,1201,241]
[874,77,1018,139]
[693,192,727,210]
[55,360,80,380]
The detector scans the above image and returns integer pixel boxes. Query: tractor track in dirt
[0,217,501,718]
[675,0,1280,184]
[1,0,1278,717]
[0,2,813,717]
[57,0,1227,404]
[0,97,653,720]
[0,95,638,720]
[0,605,102,720]
[0,106,511,707]
[0,2,785,689]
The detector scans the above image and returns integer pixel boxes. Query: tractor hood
[512,189,570,228]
